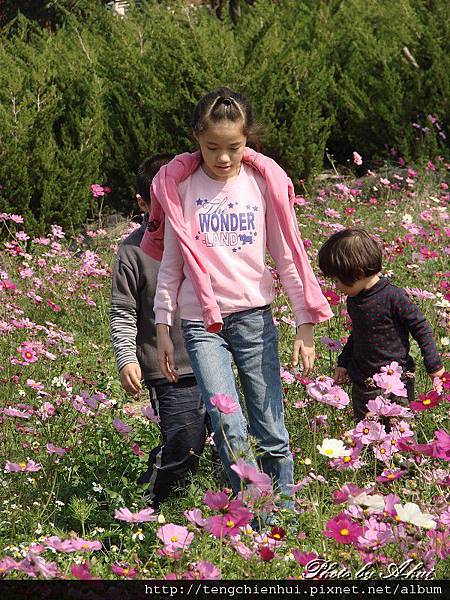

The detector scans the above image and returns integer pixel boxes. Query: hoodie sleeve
[154,219,184,326]
[265,198,309,326]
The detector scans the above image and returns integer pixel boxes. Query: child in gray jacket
[110,154,214,508]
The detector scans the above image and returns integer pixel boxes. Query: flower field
[0,156,449,581]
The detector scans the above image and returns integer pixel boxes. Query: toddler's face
[195,119,246,181]
[333,275,378,297]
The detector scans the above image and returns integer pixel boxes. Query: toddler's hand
[429,367,445,380]
[120,363,142,395]
[334,366,349,385]
[292,323,315,376]
[157,324,178,383]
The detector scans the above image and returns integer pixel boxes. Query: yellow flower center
[82,543,89,549]
[423,399,431,405]
[387,474,396,479]
[387,369,393,375]
[325,449,334,455]
[395,515,401,522]
[380,448,386,454]
[363,428,369,434]
[19,462,27,469]
[340,528,349,536]
[170,536,178,542]
[273,533,281,539]
[226,520,235,528]
[343,456,351,463]
[123,568,130,575]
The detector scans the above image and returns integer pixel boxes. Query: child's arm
[394,289,444,377]
[154,220,184,382]
[110,256,142,395]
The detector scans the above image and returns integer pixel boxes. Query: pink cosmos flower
[210,393,239,414]
[90,184,105,198]
[206,508,252,538]
[320,336,342,352]
[366,395,411,418]
[68,538,102,552]
[2,407,32,419]
[399,429,450,461]
[46,443,69,456]
[19,345,38,364]
[26,378,44,390]
[112,418,133,436]
[203,490,230,511]
[353,420,386,445]
[184,508,208,527]
[141,404,160,423]
[357,518,394,549]
[410,390,441,411]
[353,151,363,166]
[5,460,42,472]
[17,552,59,578]
[332,483,370,504]
[230,458,272,490]
[111,562,139,579]
[0,557,18,576]
[373,438,396,463]
[115,507,157,523]
[37,401,55,421]
[157,524,194,552]
[183,561,221,580]
[373,372,407,397]
[380,361,403,377]
[323,513,363,544]
[71,562,99,580]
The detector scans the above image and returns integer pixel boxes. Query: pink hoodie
[141,148,333,332]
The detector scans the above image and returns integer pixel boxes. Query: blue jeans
[181,305,294,498]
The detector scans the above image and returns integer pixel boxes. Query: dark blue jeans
[137,376,208,505]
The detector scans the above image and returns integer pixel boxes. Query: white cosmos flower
[394,502,436,529]
[353,493,385,511]
[317,438,351,459]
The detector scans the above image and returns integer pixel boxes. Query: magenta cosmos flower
[410,390,441,411]
[115,507,156,523]
[111,562,139,579]
[323,513,363,544]
[376,468,407,484]
[210,393,239,414]
[157,524,194,552]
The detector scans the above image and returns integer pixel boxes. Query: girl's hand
[157,324,178,383]
[119,363,142,395]
[292,323,315,376]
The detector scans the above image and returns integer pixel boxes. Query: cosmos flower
[210,393,239,414]
[323,513,363,543]
[317,438,351,459]
[157,524,194,552]
[115,507,157,523]
[394,502,436,529]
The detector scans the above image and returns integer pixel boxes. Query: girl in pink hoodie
[144,87,332,508]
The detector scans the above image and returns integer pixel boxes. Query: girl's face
[194,119,246,181]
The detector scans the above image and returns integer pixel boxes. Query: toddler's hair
[318,228,382,285]
[191,86,261,146]
[136,153,174,205]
